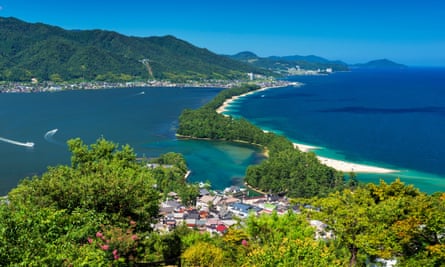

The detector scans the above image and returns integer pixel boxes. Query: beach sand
[216,86,275,115]
[293,143,398,174]
[216,84,399,175]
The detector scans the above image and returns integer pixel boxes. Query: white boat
[24,142,35,148]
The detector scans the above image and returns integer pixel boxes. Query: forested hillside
[229,51,349,74]
[0,17,268,82]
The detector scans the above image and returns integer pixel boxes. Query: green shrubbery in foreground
[0,138,444,266]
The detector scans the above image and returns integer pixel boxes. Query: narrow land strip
[217,85,399,174]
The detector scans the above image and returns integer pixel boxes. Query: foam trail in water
[0,136,34,148]
[132,91,145,96]
[44,129,62,145]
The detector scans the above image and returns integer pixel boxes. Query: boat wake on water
[131,91,145,97]
[44,128,62,145]
[0,136,34,148]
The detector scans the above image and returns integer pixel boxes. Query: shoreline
[216,83,301,115]
[294,143,398,173]
[292,143,398,174]
[215,88,265,115]
[216,84,399,175]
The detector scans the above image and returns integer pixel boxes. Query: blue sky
[1,0,444,66]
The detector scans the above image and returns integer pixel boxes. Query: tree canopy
[0,17,269,82]
[0,138,187,265]
[300,179,445,266]
[177,84,345,197]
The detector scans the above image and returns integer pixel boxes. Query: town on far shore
[0,65,332,93]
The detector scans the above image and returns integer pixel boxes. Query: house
[199,188,210,196]
[216,224,228,234]
[197,195,216,210]
[228,203,262,218]
[160,199,182,215]
[243,195,267,205]
[260,203,277,213]
[224,186,246,197]
[222,196,241,205]
[310,220,333,240]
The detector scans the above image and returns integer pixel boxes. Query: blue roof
[231,203,262,214]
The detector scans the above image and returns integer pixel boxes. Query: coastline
[215,88,267,115]
[293,143,398,174]
[216,83,301,115]
[216,84,399,175]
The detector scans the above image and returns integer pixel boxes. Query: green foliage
[0,17,269,82]
[212,212,341,266]
[151,152,188,174]
[177,84,344,197]
[0,205,108,266]
[147,152,200,205]
[303,179,445,266]
[182,241,225,266]
[0,138,172,265]
[245,149,343,197]
[8,138,159,231]
[230,51,350,72]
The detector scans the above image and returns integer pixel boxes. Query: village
[153,182,332,241]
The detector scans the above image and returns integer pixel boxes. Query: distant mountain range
[228,51,350,74]
[0,17,406,83]
[0,17,268,82]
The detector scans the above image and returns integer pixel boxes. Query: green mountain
[0,17,268,82]
[229,51,349,74]
[351,59,407,69]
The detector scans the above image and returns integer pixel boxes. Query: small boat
[24,142,35,148]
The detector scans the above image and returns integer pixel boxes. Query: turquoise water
[0,87,263,195]
[3,69,444,195]
[227,68,445,194]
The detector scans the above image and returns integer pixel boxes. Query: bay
[0,87,263,195]
[227,68,445,193]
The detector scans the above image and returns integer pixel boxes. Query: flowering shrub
[88,220,139,262]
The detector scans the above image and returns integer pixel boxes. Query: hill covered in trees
[0,17,269,82]
[351,59,407,69]
[228,51,349,74]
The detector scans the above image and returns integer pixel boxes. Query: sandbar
[216,88,269,115]
[216,83,301,115]
[216,84,398,174]
[293,143,398,174]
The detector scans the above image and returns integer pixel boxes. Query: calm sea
[226,68,445,193]
[0,87,263,195]
[3,69,444,195]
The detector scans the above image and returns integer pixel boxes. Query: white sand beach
[216,86,274,115]
[293,143,398,174]
[216,84,398,174]
[216,82,302,115]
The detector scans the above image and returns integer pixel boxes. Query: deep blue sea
[226,68,445,193]
[0,87,264,195]
[2,69,444,195]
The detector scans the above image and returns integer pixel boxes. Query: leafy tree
[240,212,342,266]
[0,138,164,265]
[182,241,225,266]
[303,179,445,266]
